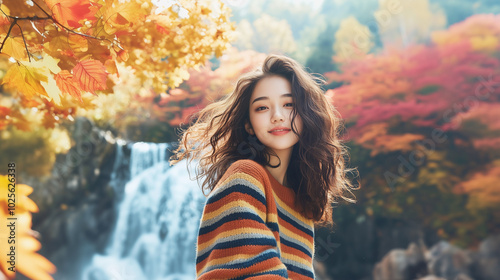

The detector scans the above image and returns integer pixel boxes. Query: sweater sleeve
[195,165,289,279]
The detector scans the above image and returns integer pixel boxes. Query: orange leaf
[0,177,56,280]
[55,70,83,103]
[118,49,128,62]
[104,59,118,76]
[72,59,107,94]
[44,0,94,28]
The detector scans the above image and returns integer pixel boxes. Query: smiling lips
[269,126,291,135]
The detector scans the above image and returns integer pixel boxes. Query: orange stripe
[196,245,275,273]
[289,269,313,279]
[198,255,287,280]
[278,216,314,243]
[281,245,312,263]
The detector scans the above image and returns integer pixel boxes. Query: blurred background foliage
[1,0,499,251]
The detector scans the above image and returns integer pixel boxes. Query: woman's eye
[256,103,293,111]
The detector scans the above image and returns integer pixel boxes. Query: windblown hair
[169,54,359,228]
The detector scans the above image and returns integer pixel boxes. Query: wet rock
[426,241,473,279]
[373,240,428,280]
[471,234,500,280]
[417,276,447,280]
[454,273,474,280]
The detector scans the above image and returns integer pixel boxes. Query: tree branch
[30,0,52,18]
[0,0,123,60]
[0,18,16,53]
[31,0,116,44]
[0,7,50,20]
[16,22,32,62]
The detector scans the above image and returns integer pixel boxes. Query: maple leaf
[72,59,107,94]
[44,0,94,28]
[55,70,84,103]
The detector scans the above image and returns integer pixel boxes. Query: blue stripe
[196,237,278,264]
[277,208,313,237]
[208,182,267,206]
[230,269,289,280]
[266,221,279,232]
[199,212,266,236]
[285,262,315,279]
[281,237,312,258]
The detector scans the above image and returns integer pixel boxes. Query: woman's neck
[265,148,292,186]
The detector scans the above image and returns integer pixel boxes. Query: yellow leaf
[102,0,148,34]
[68,34,88,53]
[29,54,61,75]
[0,36,28,60]
[2,63,48,98]
[44,35,69,52]
[41,74,62,105]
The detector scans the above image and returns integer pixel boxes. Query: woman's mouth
[269,129,291,136]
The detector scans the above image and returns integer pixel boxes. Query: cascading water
[82,142,206,280]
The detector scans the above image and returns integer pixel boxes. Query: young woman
[169,54,358,279]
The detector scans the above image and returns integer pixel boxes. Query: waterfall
[82,142,206,280]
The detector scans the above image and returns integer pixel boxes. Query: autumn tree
[333,16,374,60]
[0,0,235,131]
[325,14,500,246]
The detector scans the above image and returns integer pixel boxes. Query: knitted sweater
[195,159,315,279]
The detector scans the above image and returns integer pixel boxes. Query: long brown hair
[169,54,359,227]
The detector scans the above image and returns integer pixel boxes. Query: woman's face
[245,75,302,154]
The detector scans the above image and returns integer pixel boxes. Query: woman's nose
[271,109,285,123]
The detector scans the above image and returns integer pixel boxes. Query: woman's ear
[245,121,254,135]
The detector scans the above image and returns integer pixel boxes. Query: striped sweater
[195,159,315,279]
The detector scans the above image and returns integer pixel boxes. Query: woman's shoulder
[227,159,267,177]
[214,159,268,191]
[208,159,269,203]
